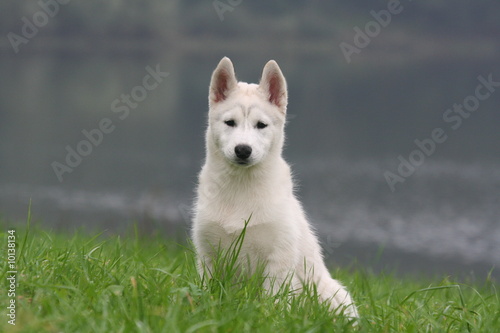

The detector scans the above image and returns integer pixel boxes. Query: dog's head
[207,57,288,167]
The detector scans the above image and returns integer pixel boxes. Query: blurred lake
[1,50,499,280]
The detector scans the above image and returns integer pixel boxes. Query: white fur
[192,57,358,318]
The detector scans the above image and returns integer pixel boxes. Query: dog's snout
[235,144,252,160]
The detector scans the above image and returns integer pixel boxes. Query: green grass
[0,220,498,333]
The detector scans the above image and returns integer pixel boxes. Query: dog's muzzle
[234,144,252,164]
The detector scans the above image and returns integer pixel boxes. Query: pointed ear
[259,60,287,112]
[209,57,237,105]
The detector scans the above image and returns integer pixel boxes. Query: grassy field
[1,219,498,332]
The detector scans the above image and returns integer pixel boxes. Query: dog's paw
[330,293,359,319]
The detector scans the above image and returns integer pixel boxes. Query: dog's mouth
[231,157,254,167]
[234,159,251,166]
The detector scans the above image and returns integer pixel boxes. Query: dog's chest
[199,220,281,258]
[199,195,279,234]
[196,188,300,252]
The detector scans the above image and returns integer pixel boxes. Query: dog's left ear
[259,60,288,113]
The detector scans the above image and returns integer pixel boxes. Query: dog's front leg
[262,247,300,297]
[197,256,214,284]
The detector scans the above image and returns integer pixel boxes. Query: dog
[192,57,358,318]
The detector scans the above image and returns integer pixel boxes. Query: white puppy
[192,57,358,318]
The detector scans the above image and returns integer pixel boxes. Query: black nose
[234,144,252,160]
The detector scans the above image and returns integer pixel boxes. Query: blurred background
[1,0,499,280]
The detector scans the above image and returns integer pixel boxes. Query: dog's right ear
[209,57,237,105]
[259,60,287,113]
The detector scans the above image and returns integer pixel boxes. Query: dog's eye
[224,120,236,127]
[256,121,268,129]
